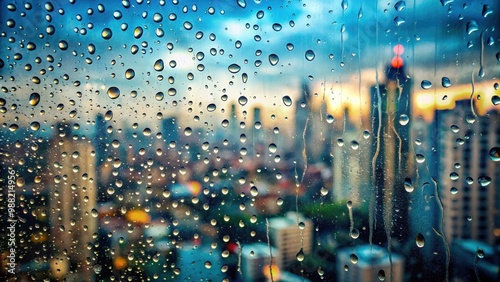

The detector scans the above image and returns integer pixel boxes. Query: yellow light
[263,264,281,281]
[125,209,151,224]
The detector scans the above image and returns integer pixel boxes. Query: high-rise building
[268,212,313,269]
[370,62,413,245]
[336,245,404,282]
[47,123,97,281]
[437,101,500,245]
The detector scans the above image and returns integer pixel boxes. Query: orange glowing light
[114,256,127,270]
[263,264,281,280]
[125,209,151,224]
[391,56,404,68]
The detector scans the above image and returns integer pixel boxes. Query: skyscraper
[370,61,413,245]
[437,101,500,245]
[47,123,97,280]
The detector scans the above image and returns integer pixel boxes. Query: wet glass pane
[0,1,499,281]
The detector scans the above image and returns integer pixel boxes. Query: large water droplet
[282,95,292,107]
[489,147,500,161]
[134,26,143,38]
[416,154,426,163]
[237,0,247,8]
[242,73,248,83]
[183,21,193,30]
[378,270,386,281]
[482,4,493,17]
[394,1,406,11]
[107,86,120,99]
[416,233,425,248]
[466,20,479,35]
[296,249,305,262]
[238,96,248,106]
[305,50,315,61]
[350,254,358,264]
[125,69,135,80]
[478,176,491,187]
[154,59,164,71]
[394,16,405,26]
[153,13,163,22]
[268,143,277,153]
[421,80,432,89]
[350,228,360,239]
[207,103,216,112]
[442,77,451,88]
[101,28,113,39]
[404,177,414,192]
[155,92,164,101]
[29,93,40,106]
[228,64,241,73]
[399,114,409,126]
[491,95,500,105]
[168,88,176,96]
[268,54,279,66]
[272,23,282,31]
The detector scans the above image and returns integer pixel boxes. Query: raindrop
[276,198,283,205]
[125,69,135,80]
[204,261,212,269]
[350,228,360,239]
[27,42,37,51]
[399,114,409,126]
[450,187,458,194]
[416,154,425,163]
[478,176,491,187]
[394,1,406,11]
[404,178,414,192]
[228,64,241,73]
[466,20,479,35]
[184,127,192,136]
[88,44,96,54]
[305,50,315,61]
[207,103,216,112]
[237,0,247,8]
[351,140,359,150]
[416,233,425,247]
[450,172,459,181]
[378,270,386,281]
[269,54,279,66]
[286,43,294,51]
[441,77,451,88]
[183,21,193,30]
[168,88,176,96]
[394,16,405,26]
[350,254,358,264]
[421,80,432,89]
[320,187,329,196]
[154,59,164,71]
[155,92,164,101]
[30,122,40,131]
[153,13,163,22]
[29,93,40,106]
[105,110,113,121]
[482,5,493,17]
[477,249,485,258]
[491,96,500,106]
[134,26,143,38]
[489,147,500,161]
[268,143,277,153]
[242,73,248,83]
[250,186,258,197]
[272,23,282,31]
[101,28,112,39]
[107,87,120,99]
[238,96,248,106]
[296,249,305,262]
[58,40,68,50]
[282,95,292,107]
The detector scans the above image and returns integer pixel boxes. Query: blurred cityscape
[0,1,499,282]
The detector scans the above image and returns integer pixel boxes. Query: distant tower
[48,123,97,280]
[437,101,500,245]
[370,44,413,245]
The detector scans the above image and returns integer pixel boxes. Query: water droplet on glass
[29,93,40,106]
[394,16,405,26]
[416,154,425,163]
[272,23,282,31]
[350,228,360,239]
[107,87,120,99]
[442,77,451,88]
[276,198,283,205]
[228,64,241,73]
[421,80,432,89]
[404,177,414,192]
[207,103,216,112]
[101,28,113,39]
[183,21,193,30]
[450,172,459,181]
[238,96,248,106]
[282,95,292,107]
[477,249,485,258]
[204,261,212,269]
[237,0,247,8]
[296,249,305,262]
[378,270,386,281]
[153,13,163,22]
[134,26,143,38]
[450,187,458,194]
[184,127,192,136]
[416,233,425,248]
[125,69,135,80]
[341,0,348,10]
[250,186,258,197]
[168,88,176,96]
[326,114,334,124]
[394,1,406,11]
[489,147,500,161]
[286,43,294,51]
[153,59,164,71]
[478,176,491,187]
[268,143,277,153]
[269,54,279,66]
[320,187,329,196]
[242,73,248,83]
[482,4,493,17]
[305,50,316,61]
[350,254,358,264]
[155,92,164,101]
[399,114,409,126]
[491,95,500,105]
[466,20,479,35]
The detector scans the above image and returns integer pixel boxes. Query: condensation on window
[0,1,499,281]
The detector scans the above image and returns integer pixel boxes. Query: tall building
[336,245,404,282]
[437,101,500,245]
[47,123,97,280]
[268,212,313,269]
[370,62,413,245]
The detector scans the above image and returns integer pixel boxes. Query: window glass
[1,1,499,281]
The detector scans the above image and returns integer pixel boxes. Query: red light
[391,56,404,68]
[393,44,404,55]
